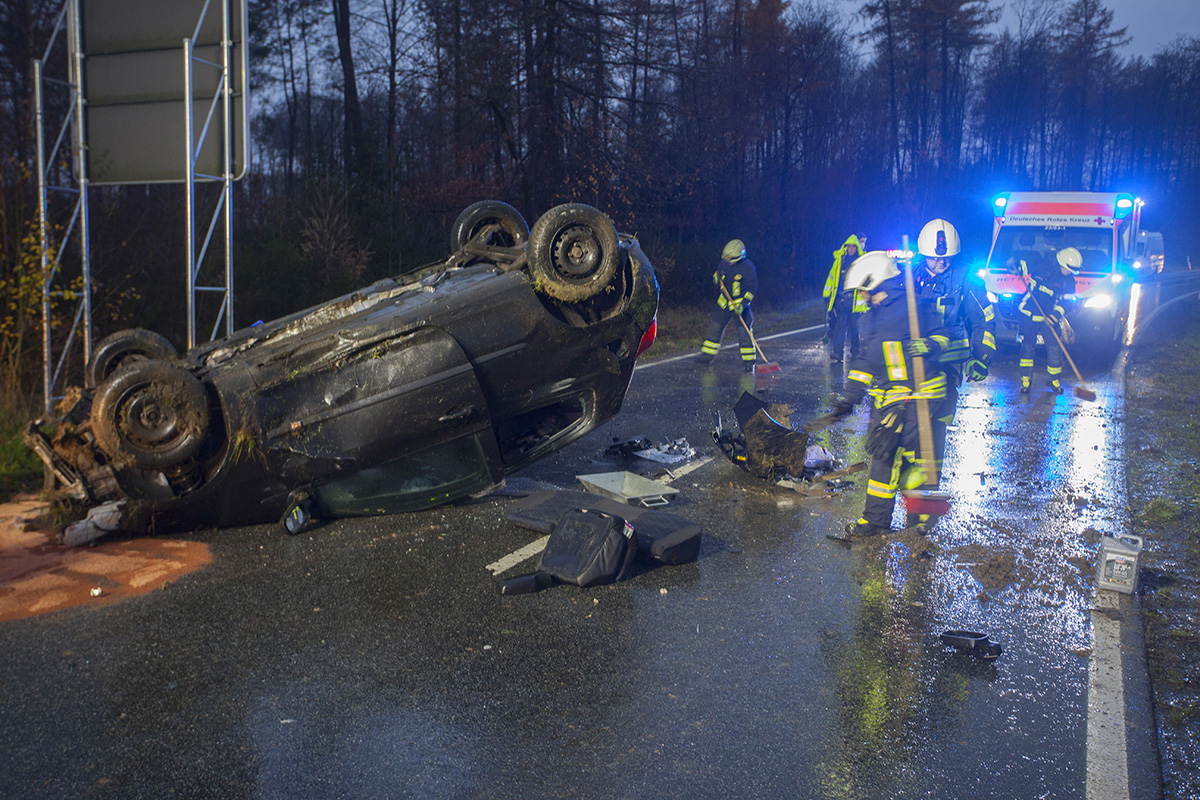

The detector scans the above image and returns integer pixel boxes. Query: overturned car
[26,202,659,535]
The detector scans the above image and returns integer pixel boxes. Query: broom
[719,281,781,375]
[900,260,952,519]
[1023,289,1098,402]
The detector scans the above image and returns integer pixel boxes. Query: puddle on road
[0,494,212,622]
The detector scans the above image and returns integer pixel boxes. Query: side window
[314,435,494,516]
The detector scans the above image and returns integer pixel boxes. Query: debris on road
[505,489,702,566]
[576,471,679,507]
[714,391,865,493]
[60,500,128,547]
[940,630,1004,660]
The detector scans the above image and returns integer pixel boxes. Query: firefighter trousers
[862,401,922,529]
[1019,316,1064,384]
[700,304,756,364]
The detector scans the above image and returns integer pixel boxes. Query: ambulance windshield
[994,226,1114,274]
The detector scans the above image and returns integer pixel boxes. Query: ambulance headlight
[1085,294,1113,309]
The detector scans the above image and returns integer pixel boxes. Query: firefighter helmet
[842,251,901,293]
[1056,247,1083,273]
[917,219,961,258]
[722,239,746,262]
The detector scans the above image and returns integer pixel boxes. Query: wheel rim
[552,225,603,279]
[122,390,186,455]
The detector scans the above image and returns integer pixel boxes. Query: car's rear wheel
[528,203,621,302]
[91,361,210,471]
[451,200,529,251]
[86,329,178,389]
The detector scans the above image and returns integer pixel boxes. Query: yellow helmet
[722,239,746,262]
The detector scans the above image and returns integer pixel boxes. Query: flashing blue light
[1114,193,1135,219]
[991,193,1010,217]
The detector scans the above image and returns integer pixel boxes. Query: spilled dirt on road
[0,494,212,622]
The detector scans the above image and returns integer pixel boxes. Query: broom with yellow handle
[900,260,951,519]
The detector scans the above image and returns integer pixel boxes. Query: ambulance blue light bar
[1114,194,1135,220]
[991,193,1009,217]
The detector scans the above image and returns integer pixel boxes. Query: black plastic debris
[605,436,654,458]
[940,630,1003,660]
[505,489,701,566]
[500,507,639,594]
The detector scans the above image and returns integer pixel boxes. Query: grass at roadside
[1124,297,1200,799]
[1,415,43,502]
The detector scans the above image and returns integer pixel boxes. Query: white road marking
[633,324,823,370]
[658,455,714,482]
[1087,592,1129,800]
[485,535,549,575]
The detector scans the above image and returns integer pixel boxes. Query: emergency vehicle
[982,191,1149,346]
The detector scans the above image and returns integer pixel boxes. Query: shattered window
[313,435,494,516]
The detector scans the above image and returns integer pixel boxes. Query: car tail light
[636,318,657,357]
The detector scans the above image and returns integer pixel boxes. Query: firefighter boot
[1050,379,1063,394]
[1020,376,1031,394]
[844,518,890,538]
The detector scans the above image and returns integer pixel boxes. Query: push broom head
[755,361,782,375]
[902,489,952,517]
[1074,386,1097,402]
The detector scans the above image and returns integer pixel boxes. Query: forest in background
[2,0,1200,412]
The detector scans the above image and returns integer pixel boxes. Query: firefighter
[912,218,997,491]
[1013,246,1080,394]
[822,234,868,363]
[697,239,759,371]
[815,251,949,538]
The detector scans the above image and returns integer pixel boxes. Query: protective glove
[906,338,939,358]
[866,407,905,460]
[1059,316,1076,345]
[964,358,989,382]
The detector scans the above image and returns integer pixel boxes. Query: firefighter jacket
[1015,257,1075,323]
[913,261,997,379]
[714,257,758,313]
[842,280,949,410]
[823,235,869,313]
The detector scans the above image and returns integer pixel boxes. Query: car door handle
[438,405,476,423]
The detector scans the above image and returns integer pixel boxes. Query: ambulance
[981,191,1149,347]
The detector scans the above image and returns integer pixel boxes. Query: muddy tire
[528,204,621,302]
[91,361,210,471]
[451,200,529,251]
[86,329,178,389]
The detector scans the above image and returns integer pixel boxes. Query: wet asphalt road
[2,279,1192,799]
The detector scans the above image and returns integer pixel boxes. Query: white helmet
[842,251,900,292]
[1056,247,1082,273]
[917,219,961,258]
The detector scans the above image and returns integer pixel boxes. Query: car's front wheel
[91,361,210,471]
[528,203,621,302]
